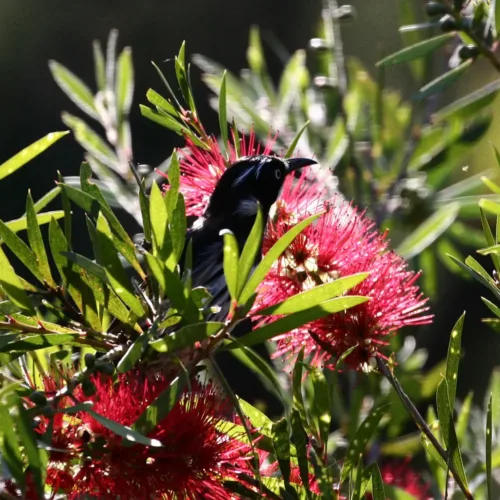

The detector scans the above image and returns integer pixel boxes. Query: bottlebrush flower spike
[368,459,431,499]
[160,127,277,216]
[27,372,253,500]
[255,170,433,371]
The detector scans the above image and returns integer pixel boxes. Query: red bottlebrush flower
[161,128,277,216]
[255,170,433,371]
[368,459,431,499]
[31,372,253,500]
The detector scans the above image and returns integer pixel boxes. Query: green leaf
[292,348,309,432]
[272,417,291,485]
[0,406,24,490]
[479,208,500,274]
[150,181,170,259]
[396,203,459,259]
[456,392,473,444]
[146,88,179,116]
[17,402,44,497]
[434,79,500,123]
[436,379,470,493]
[140,104,185,135]
[367,463,386,500]
[219,70,229,153]
[415,60,473,101]
[0,334,82,352]
[77,166,145,278]
[237,205,264,297]
[175,41,196,112]
[309,366,331,445]
[49,217,101,330]
[93,40,106,92]
[87,409,162,447]
[290,409,311,498]
[479,197,500,217]
[168,193,186,270]
[227,295,368,349]
[30,187,61,214]
[486,393,493,500]
[94,213,145,318]
[165,153,180,218]
[26,191,55,288]
[285,121,310,159]
[115,46,134,122]
[62,251,108,283]
[377,33,454,67]
[257,272,368,315]
[446,313,465,411]
[0,220,44,284]
[0,245,34,313]
[132,373,186,436]
[149,322,224,353]
[239,212,322,305]
[221,229,239,302]
[49,60,98,119]
[0,131,69,181]
[62,113,119,169]
[340,404,389,482]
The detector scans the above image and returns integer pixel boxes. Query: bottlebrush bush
[1,1,500,498]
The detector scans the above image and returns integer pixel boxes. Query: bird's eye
[274,169,282,180]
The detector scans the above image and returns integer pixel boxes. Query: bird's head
[204,155,317,225]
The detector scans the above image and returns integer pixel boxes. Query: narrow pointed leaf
[290,409,311,497]
[87,409,162,447]
[26,192,55,288]
[272,417,291,484]
[0,131,69,181]
[310,366,331,445]
[5,211,64,233]
[150,181,169,258]
[239,212,322,304]
[340,404,389,482]
[293,348,309,431]
[219,70,229,150]
[415,60,472,101]
[93,40,106,92]
[95,213,145,318]
[285,121,310,158]
[62,113,119,169]
[237,205,263,297]
[446,313,465,410]
[436,379,470,493]
[228,295,368,349]
[62,252,108,283]
[257,272,369,315]
[397,203,459,259]
[49,61,98,118]
[221,229,239,302]
[0,220,44,284]
[116,47,134,122]
[0,245,34,313]
[367,463,386,500]
[132,373,186,436]
[377,33,454,67]
[0,334,82,352]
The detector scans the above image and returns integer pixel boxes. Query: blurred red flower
[31,372,252,499]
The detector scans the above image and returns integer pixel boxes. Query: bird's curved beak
[285,157,317,173]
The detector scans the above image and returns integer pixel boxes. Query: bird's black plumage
[183,155,317,320]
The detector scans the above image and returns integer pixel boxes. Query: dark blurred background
[1,0,499,407]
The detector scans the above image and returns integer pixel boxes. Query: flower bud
[82,379,97,397]
[440,14,458,32]
[84,352,96,369]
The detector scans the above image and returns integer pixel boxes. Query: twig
[376,356,474,500]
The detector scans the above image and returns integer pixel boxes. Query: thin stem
[376,356,474,500]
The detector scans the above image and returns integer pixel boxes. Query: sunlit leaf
[377,33,454,67]
[0,132,69,181]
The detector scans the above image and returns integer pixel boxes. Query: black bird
[184,155,317,320]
